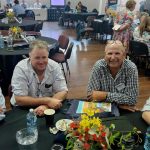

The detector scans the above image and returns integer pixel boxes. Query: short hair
[126,0,136,10]
[105,40,125,53]
[29,40,49,53]
[14,0,19,4]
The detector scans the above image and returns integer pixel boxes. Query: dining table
[0,99,148,150]
[0,19,37,31]
[0,31,58,95]
[63,12,98,23]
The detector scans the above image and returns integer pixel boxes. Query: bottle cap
[29,108,34,112]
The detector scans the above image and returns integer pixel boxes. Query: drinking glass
[21,32,26,38]
[7,34,13,48]
[16,128,38,150]
[18,17,22,23]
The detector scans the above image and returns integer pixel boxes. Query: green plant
[108,125,142,150]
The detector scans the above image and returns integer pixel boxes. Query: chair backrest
[65,42,74,60]
[34,21,43,32]
[97,14,105,19]
[129,40,149,56]
[24,10,35,20]
[86,16,96,27]
[58,34,69,50]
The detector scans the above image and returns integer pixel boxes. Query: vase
[8,18,15,23]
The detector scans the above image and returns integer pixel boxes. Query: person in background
[20,0,28,9]
[64,1,71,12]
[12,0,25,17]
[0,87,6,113]
[132,11,149,31]
[133,15,150,54]
[34,0,42,9]
[142,97,150,125]
[113,0,136,54]
[10,40,68,116]
[6,0,13,7]
[87,40,139,112]
[76,1,82,12]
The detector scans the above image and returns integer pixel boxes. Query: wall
[1,0,100,11]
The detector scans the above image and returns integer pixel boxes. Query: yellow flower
[7,11,15,18]
[9,26,23,39]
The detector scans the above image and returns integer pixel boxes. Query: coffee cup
[44,109,55,127]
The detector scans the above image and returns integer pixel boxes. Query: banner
[108,0,118,10]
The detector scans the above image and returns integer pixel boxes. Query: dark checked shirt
[87,59,138,105]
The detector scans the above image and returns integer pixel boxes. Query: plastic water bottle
[26,108,37,133]
[144,126,150,150]
[0,33,4,49]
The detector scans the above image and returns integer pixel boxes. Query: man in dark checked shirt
[87,40,139,112]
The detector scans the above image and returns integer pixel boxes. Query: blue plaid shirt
[87,59,139,105]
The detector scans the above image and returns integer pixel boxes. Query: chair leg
[61,63,67,83]
[66,61,70,75]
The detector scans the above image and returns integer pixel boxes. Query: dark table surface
[63,12,98,22]
[0,19,37,31]
[0,36,58,55]
[0,100,147,150]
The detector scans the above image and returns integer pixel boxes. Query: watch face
[51,144,64,150]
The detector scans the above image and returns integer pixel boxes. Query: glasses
[107,40,126,48]
[107,40,124,45]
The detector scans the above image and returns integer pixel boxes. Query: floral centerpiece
[66,103,142,150]
[6,10,15,23]
[9,26,23,39]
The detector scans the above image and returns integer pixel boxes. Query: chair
[97,14,105,19]
[58,34,69,50]
[34,21,43,32]
[24,10,35,20]
[49,34,69,57]
[102,20,113,42]
[76,21,94,41]
[129,40,150,71]
[50,42,74,82]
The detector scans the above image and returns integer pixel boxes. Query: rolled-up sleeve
[52,65,68,93]
[11,66,29,96]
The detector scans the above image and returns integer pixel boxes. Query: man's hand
[45,97,62,109]
[34,105,48,116]
[87,91,107,101]
[119,104,139,112]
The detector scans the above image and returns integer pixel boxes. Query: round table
[0,36,58,95]
[0,19,37,31]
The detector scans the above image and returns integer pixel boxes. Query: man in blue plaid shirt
[87,40,139,112]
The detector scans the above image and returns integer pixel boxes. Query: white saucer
[56,119,73,131]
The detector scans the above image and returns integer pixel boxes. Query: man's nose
[110,54,116,59]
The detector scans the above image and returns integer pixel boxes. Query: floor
[5,22,150,110]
